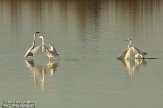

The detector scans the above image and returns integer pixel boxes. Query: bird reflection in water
[118,59,146,79]
[24,59,59,89]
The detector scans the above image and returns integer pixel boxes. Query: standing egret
[117,39,147,59]
[24,32,40,57]
[37,35,59,60]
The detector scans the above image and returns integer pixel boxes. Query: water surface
[0,0,163,108]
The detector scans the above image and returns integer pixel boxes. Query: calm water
[0,0,163,108]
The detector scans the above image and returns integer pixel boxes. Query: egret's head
[49,44,53,46]
[49,44,54,48]
[125,38,132,41]
[49,44,53,50]
[34,32,40,36]
[38,35,44,39]
[34,32,40,38]
[35,31,40,34]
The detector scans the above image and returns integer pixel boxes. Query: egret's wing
[31,45,52,57]
[132,47,147,56]
[24,45,35,57]
[49,44,58,55]
[134,47,141,52]
[24,48,33,57]
[49,49,58,57]
[52,48,58,55]
[131,47,140,54]
[125,47,140,59]
[117,48,129,59]
[133,47,144,56]
[24,41,35,57]
[42,45,50,55]
[30,45,42,55]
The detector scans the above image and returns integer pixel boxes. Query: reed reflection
[0,0,161,35]
[24,59,59,89]
[74,0,101,34]
[118,59,146,79]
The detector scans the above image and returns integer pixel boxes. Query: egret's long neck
[33,34,36,41]
[128,40,132,48]
[41,37,45,46]
[32,39,35,48]
[32,34,36,48]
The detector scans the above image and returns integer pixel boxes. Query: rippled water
[0,0,163,108]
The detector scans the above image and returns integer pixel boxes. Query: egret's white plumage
[117,39,147,59]
[36,36,59,60]
[24,32,40,57]
[24,32,59,61]
[49,44,58,55]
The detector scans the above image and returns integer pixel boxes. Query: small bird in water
[117,39,147,59]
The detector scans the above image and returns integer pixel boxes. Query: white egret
[36,35,59,60]
[117,39,147,59]
[24,32,40,57]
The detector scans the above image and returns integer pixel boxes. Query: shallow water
[0,0,163,108]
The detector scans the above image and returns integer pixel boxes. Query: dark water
[0,0,163,108]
